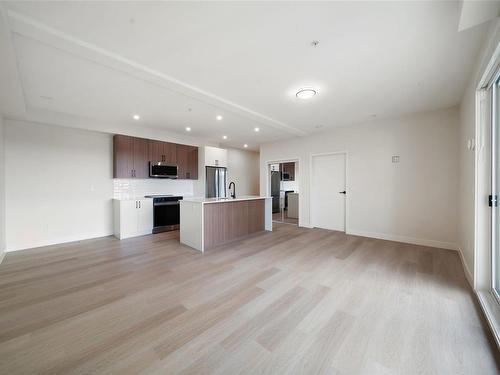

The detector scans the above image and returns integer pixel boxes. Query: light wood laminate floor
[0,224,498,374]
[273,210,298,225]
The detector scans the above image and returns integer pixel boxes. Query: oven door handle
[153,202,180,206]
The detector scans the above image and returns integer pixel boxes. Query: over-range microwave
[149,162,178,178]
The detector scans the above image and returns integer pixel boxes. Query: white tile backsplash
[113,179,194,199]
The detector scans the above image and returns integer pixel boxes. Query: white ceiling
[0,1,493,149]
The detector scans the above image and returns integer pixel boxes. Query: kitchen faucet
[228,181,236,199]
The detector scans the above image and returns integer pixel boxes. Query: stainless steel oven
[145,195,183,233]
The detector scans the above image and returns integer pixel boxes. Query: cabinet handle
[139,201,141,208]
[135,201,138,209]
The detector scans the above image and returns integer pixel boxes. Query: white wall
[260,107,459,250]
[458,20,500,285]
[4,120,197,252]
[5,120,114,251]
[227,148,260,196]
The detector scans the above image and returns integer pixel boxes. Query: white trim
[309,151,349,233]
[264,157,301,226]
[478,25,500,90]
[472,33,500,349]
[5,232,113,253]
[347,229,458,251]
[476,290,500,351]
[458,247,474,288]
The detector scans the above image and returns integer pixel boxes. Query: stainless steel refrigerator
[271,170,281,213]
[206,166,227,198]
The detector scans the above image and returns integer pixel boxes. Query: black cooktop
[145,195,183,202]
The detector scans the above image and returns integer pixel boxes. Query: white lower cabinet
[113,199,153,239]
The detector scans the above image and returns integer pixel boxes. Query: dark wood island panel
[203,199,265,250]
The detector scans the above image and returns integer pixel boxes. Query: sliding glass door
[492,78,500,302]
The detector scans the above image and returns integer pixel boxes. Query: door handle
[339,191,346,194]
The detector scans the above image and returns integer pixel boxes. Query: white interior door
[311,153,346,231]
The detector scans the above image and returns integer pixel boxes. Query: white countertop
[113,197,153,201]
[113,195,196,201]
[182,196,271,204]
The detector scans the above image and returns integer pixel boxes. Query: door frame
[264,157,301,225]
[309,151,349,233]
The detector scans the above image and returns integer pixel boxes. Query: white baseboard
[5,231,114,253]
[457,246,474,288]
[346,229,458,251]
[476,290,500,351]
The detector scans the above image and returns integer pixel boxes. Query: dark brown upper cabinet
[148,140,177,164]
[114,135,133,178]
[113,135,148,178]
[132,137,149,178]
[187,146,198,180]
[114,135,197,179]
[176,144,189,179]
[176,144,198,180]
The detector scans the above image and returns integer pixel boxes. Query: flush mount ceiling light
[222,135,228,140]
[254,127,260,132]
[296,88,317,100]
[185,126,191,132]
[243,144,248,148]
[216,115,223,121]
[133,114,140,120]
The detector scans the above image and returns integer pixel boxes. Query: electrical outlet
[392,155,400,163]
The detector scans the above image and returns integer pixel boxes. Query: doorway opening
[268,161,299,225]
[310,152,347,232]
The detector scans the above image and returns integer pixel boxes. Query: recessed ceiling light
[296,88,317,100]
[254,127,260,132]
[133,114,140,120]
[185,126,191,132]
[244,144,248,148]
[222,135,228,140]
[216,115,223,121]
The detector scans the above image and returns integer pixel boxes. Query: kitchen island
[180,196,272,252]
